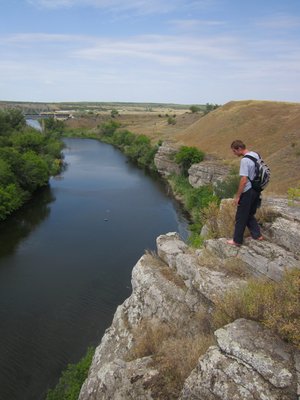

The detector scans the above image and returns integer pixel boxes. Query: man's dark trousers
[233,188,261,245]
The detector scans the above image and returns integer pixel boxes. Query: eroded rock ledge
[79,201,300,400]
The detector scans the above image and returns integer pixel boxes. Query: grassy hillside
[3,99,299,195]
[175,100,300,195]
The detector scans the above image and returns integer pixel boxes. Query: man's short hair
[231,140,246,150]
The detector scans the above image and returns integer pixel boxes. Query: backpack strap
[243,154,258,163]
[243,154,259,184]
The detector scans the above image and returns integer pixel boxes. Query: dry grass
[197,248,224,270]
[149,334,214,399]
[200,201,220,238]
[144,251,187,290]
[127,319,174,361]
[198,248,249,278]
[223,258,250,278]
[127,318,214,399]
[256,204,281,224]
[216,199,236,238]
[175,100,300,195]
[213,268,300,348]
[66,99,300,194]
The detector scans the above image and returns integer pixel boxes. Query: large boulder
[188,161,230,188]
[180,319,300,400]
[154,142,182,176]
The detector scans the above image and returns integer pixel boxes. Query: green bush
[169,175,219,247]
[44,117,65,134]
[98,121,159,171]
[46,347,94,400]
[167,116,176,125]
[175,146,205,176]
[0,184,27,221]
[287,185,300,206]
[0,108,25,135]
[99,120,120,137]
[0,109,64,220]
[189,105,201,113]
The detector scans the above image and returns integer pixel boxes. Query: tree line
[0,109,64,221]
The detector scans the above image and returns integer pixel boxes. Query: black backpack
[243,154,271,192]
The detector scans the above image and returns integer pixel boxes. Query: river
[0,138,189,400]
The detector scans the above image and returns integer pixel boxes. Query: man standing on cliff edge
[227,139,263,246]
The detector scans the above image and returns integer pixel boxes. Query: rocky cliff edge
[79,197,300,400]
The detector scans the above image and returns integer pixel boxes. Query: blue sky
[1,0,300,104]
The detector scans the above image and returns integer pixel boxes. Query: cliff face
[79,200,300,400]
[188,161,230,188]
[154,142,182,177]
[154,141,231,189]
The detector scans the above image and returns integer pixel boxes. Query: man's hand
[235,176,248,206]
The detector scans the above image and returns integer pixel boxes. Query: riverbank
[76,138,300,399]
[78,208,300,399]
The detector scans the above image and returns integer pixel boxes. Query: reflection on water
[26,119,43,131]
[0,138,189,400]
[0,186,55,258]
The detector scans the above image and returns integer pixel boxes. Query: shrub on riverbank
[46,347,94,400]
[98,120,160,170]
[175,146,205,176]
[0,109,64,220]
[168,174,219,247]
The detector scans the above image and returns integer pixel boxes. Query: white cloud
[1,18,300,103]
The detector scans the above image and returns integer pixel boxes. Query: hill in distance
[2,99,299,195]
[174,100,300,195]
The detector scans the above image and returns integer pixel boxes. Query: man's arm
[234,176,248,205]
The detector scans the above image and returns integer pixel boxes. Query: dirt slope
[175,100,300,194]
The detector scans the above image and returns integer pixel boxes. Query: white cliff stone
[154,142,182,176]
[188,161,230,188]
[80,357,158,400]
[205,237,300,281]
[156,232,188,269]
[80,205,300,400]
[180,319,299,400]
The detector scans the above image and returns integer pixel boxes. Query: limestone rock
[157,233,246,305]
[154,142,182,176]
[156,232,188,269]
[205,237,300,281]
[79,356,158,400]
[188,161,230,188]
[180,319,299,400]
[79,251,205,400]
[80,225,300,400]
[266,216,300,256]
[263,196,300,223]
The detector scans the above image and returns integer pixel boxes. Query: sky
[0,0,300,104]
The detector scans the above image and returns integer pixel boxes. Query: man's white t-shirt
[239,151,259,193]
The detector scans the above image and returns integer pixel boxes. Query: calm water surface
[0,138,188,400]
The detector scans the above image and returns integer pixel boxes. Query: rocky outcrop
[153,142,230,188]
[263,197,300,256]
[79,200,300,400]
[154,142,182,176]
[180,319,300,400]
[188,161,230,188]
[205,237,299,282]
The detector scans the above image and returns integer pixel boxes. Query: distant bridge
[24,112,72,120]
